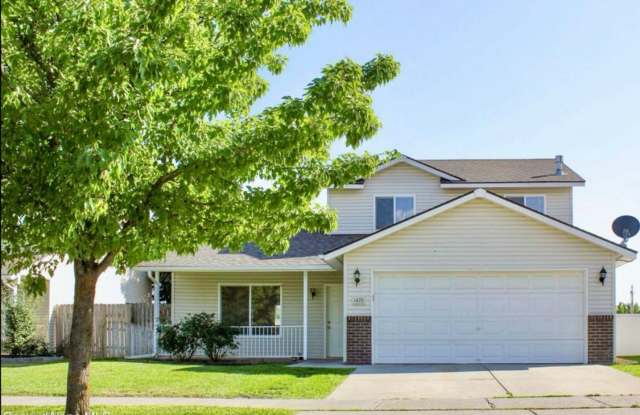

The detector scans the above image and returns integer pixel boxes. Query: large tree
[1,0,399,413]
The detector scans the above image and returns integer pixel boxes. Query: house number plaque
[350,296,366,307]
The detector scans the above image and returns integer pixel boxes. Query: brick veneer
[346,315,371,364]
[346,314,613,365]
[588,314,614,364]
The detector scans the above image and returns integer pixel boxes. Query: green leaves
[1,0,399,278]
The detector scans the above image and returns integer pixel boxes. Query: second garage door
[373,272,585,364]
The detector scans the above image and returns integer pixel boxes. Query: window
[375,196,415,230]
[505,195,545,213]
[220,285,281,334]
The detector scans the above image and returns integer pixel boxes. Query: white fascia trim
[322,188,636,262]
[441,182,585,188]
[323,257,343,271]
[378,156,461,181]
[329,184,365,190]
[133,264,335,272]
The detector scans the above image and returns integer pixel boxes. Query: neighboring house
[137,154,636,365]
[1,261,150,347]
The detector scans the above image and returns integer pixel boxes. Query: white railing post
[303,271,308,360]
[231,325,302,358]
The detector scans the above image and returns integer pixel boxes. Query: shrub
[617,302,640,314]
[189,313,238,361]
[158,321,198,361]
[3,297,49,356]
[158,313,238,362]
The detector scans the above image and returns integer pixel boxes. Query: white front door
[373,272,585,364]
[326,284,344,358]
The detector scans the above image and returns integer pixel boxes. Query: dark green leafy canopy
[1,0,400,279]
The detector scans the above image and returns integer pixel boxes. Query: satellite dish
[612,215,640,246]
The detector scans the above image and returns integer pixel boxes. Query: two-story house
[136,154,636,365]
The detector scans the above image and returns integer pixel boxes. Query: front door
[325,284,344,358]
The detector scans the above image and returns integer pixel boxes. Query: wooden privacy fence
[55,303,154,358]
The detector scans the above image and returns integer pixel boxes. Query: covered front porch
[143,268,344,360]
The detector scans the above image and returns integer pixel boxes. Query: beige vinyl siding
[328,163,453,234]
[344,198,616,316]
[466,187,573,223]
[22,284,50,342]
[328,162,575,234]
[172,271,340,359]
[31,289,50,341]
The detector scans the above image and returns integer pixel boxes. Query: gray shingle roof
[135,231,366,269]
[419,158,584,183]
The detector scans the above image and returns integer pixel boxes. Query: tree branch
[17,32,57,90]
[95,252,115,275]
[119,168,183,234]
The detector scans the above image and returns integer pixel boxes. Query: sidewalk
[2,395,639,411]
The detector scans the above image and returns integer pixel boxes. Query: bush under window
[158,313,238,362]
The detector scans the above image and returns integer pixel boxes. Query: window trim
[504,194,546,214]
[373,194,416,231]
[217,283,283,337]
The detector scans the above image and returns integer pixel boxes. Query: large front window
[220,285,281,335]
[375,196,415,230]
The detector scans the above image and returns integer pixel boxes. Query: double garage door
[373,272,585,364]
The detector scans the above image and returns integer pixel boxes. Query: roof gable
[374,155,463,181]
[322,189,636,262]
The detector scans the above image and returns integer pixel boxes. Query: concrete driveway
[328,364,640,400]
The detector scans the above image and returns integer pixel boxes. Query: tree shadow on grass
[172,362,353,378]
[0,360,66,368]
[1,357,138,369]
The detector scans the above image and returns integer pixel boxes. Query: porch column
[147,271,161,357]
[303,271,308,360]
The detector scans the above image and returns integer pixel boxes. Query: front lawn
[613,356,640,377]
[1,360,352,398]
[1,406,291,415]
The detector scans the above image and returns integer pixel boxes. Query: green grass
[1,406,292,415]
[1,360,352,398]
[613,355,640,377]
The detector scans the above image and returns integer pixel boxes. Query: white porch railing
[231,326,303,358]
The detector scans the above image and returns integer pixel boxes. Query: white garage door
[373,272,585,364]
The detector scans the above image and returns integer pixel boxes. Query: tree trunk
[65,260,100,415]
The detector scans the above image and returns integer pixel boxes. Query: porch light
[599,267,607,286]
[310,288,316,299]
[353,268,361,287]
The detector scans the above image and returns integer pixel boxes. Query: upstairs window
[505,195,545,213]
[375,196,415,230]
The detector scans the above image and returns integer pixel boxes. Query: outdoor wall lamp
[353,268,361,287]
[310,288,316,299]
[599,267,608,286]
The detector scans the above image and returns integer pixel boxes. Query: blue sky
[256,0,640,303]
